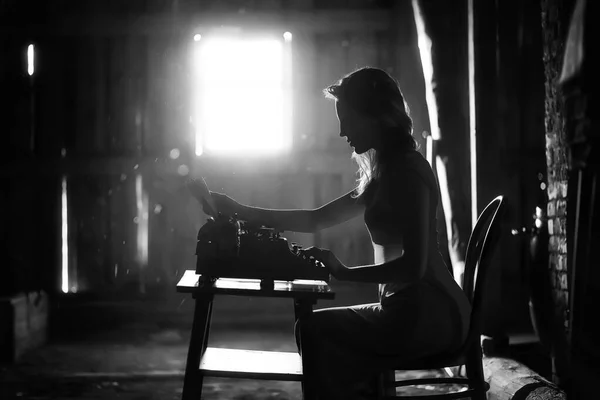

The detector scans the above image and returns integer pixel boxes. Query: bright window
[193,33,292,156]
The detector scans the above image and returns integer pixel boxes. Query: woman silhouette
[206,67,471,399]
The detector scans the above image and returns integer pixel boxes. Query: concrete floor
[1,282,460,399]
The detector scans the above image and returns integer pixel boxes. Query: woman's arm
[211,189,363,233]
[313,190,364,231]
[337,172,430,284]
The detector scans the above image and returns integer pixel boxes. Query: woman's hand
[300,247,349,280]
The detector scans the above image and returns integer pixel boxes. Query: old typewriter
[195,213,331,288]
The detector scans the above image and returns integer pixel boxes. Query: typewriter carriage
[195,214,330,285]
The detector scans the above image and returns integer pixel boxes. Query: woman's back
[363,150,471,347]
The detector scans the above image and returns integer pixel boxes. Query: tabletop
[176,270,335,300]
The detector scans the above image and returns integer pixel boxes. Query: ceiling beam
[2,10,393,36]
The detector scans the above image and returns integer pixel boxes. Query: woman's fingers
[300,247,330,261]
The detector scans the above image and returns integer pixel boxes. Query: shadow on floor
[0,288,470,399]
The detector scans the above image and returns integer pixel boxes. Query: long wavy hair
[323,67,417,198]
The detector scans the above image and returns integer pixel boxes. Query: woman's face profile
[335,100,379,154]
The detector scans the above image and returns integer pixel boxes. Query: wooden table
[176,270,335,399]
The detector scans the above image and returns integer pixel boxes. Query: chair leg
[376,370,396,398]
[465,347,488,400]
[470,389,488,400]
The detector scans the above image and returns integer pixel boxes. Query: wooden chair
[377,195,506,400]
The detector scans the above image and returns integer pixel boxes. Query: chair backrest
[460,195,506,353]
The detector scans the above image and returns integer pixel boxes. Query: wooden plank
[143,36,164,156]
[199,347,303,381]
[2,10,393,36]
[176,270,334,299]
[290,31,317,153]
[122,35,138,155]
[92,38,108,153]
[73,37,93,155]
[107,37,124,154]
[65,371,184,379]
[37,38,68,157]
[313,32,346,151]
[484,357,566,400]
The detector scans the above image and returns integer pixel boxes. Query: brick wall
[541,0,574,332]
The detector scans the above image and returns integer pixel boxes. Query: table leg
[182,294,214,400]
[294,298,317,400]
[294,298,314,322]
[202,301,213,354]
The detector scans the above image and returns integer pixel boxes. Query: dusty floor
[1,283,467,399]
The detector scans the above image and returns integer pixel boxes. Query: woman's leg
[295,304,383,400]
[294,283,467,399]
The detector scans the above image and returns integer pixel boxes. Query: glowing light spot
[177,165,190,176]
[61,177,69,293]
[194,34,202,42]
[436,155,465,288]
[283,32,292,42]
[135,174,149,267]
[413,0,439,142]
[169,148,180,159]
[540,182,547,190]
[426,135,433,166]
[535,219,543,229]
[27,44,34,76]
[134,164,139,170]
[193,36,291,156]
[154,204,163,214]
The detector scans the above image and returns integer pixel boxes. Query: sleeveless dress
[295,150,471,400]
